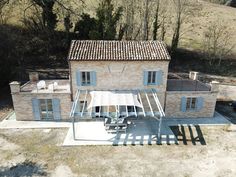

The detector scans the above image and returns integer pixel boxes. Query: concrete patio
[0,111,231,146]
[63,119,177,146]
[63,112,231,146]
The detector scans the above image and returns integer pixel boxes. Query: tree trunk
[171,0,182,53]
[160,15,166,41]
[171,20,180,53]
[142,0,149,40]
[152,0,160,40]
[125,0,135,40]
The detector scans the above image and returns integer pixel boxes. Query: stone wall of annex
[11,92,71,121]
[165,91,218,118]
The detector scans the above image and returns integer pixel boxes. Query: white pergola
[70,89,165,141]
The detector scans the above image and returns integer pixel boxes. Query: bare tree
[170,0,198,54]
[160,11,167,41]
[152,0,160,40]
[123,0,135,40]
[0,0,11,24]
[202,21,235,66]
[171,0,187,53]
[158,0,170,41]
[142,0,149,40]
[0,0,9,12]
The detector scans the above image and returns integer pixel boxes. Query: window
[186,97,197,111]
[181,97,204,112]
[40,99,53,120]
[147,71,157,85]
[81,72,91,85]
[76,71,96,86]
[95,106,100,113]
[144,70,163,86]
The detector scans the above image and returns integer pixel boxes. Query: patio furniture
[105,118,127,133]
[105,123,127,133]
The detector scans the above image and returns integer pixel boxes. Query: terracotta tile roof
[68,40,171,61]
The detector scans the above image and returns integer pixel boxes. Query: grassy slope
[6,0,236,54]
[179,1,236,54]
[3,0,236,77]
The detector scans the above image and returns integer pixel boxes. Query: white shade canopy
[88,91,142,108]
[70,89,165,141]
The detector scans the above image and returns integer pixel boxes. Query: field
[4,0,236,56]
[0,125,235,177]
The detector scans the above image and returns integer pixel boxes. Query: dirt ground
[0,126,235,177]
[0,86,13,121]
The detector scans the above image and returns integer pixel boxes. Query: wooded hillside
[0,0,236,86]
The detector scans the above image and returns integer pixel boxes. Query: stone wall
[11,92,71,121]
[70,60,169,108]
[165,91,218,118]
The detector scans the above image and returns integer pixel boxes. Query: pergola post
[144,90,154,117]
[81,90,88,117]
[137,90,146,117]
[115,92,120,134]
[71,89,81,140]
[90,91,94,117]
[157,115,163,144]
[132,94,137,117]
[117,105,120,119]
[106,91,110,117]
[122,94,128,117]
[151,89,165,144]
[72,116,75,140]
[152,91,162,117]
[152,89,165,117]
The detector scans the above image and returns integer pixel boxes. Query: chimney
[9,81,20,93]
[189,71,199,80]
[210,81,220,92]
[29,72,39,82]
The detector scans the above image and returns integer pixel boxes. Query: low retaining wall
[218,85,236,101]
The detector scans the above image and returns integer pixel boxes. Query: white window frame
[186,97,197,111]
[81,71,91,86]
[39,99,54,120]
[147,71,157,85]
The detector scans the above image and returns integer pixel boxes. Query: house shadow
[170,125,206,145]
[0,161,47,177]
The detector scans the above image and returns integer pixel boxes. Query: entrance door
[32,98,61,120]
[40,99,54,120]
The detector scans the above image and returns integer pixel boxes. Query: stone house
[10,40,219,121]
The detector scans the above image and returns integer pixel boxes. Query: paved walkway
[164,112,231,126]
[0,113,70,129]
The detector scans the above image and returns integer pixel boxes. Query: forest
[0,0,236,87]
